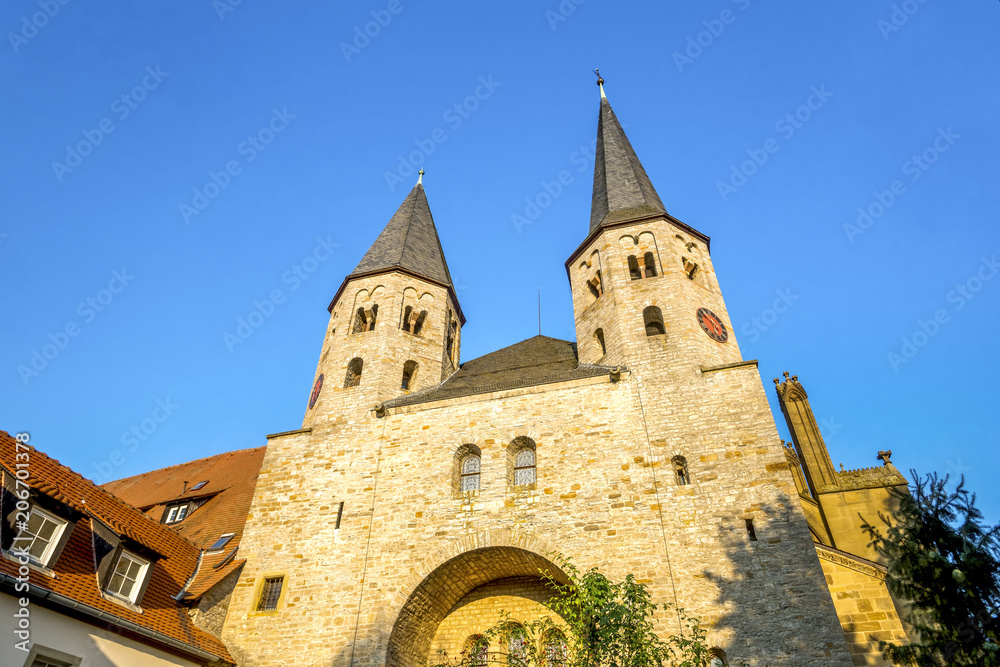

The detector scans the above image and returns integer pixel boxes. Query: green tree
[862,472,1000,666]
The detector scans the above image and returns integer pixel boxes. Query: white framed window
[165,504,188,523]
[105,551,149,602]
[17,507,67,566]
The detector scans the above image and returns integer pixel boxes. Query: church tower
[567,79,742,374]
[302,176,464,429]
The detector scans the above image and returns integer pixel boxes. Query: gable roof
[589,93,667,233]
[351,182,454,287]
[0,431,233,664]
[103,447,266,601]
[385,335,614,408]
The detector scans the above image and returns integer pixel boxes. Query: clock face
[697,308,728,343]
[308,374,324,409]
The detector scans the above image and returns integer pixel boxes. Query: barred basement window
[256,576,284,611]
[344,358,363,387]
[643,306,665,336]
[627,255,642,281]
[460,454,481,492]
[643,252,658,277]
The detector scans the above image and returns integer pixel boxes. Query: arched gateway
[385,545,569,666]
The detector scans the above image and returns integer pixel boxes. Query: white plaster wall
[1,593,200,667]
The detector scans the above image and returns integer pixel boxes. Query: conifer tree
[862,472,1000,666]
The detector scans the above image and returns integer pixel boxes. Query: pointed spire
[589,80,667,234]
[351,181,453,288]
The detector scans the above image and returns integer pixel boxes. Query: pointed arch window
[401,360,417,391]
[595,328,606,357]
[643,252,658,277]
[627,255,643,281]
[643,306,665,336]
[344,358,363,387]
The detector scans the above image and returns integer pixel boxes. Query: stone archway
[384,546,569,667]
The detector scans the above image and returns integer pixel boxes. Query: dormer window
[208,533,235,552]
[164,504,189,524]
[105,550,149,603]
[18,507,68,567]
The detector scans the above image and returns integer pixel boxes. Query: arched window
[643,306,665,336]
[587,279,600,298]
[709,648,728,667]
[344,358,363,387]
[643,252,658,277]
[460,454,481,492]
[465,635,488,667]
[401,305,413,332]
[514,448,536,486]
[627,255,642,281]
[595,328,606,357]
[352,305,378,333]
[672,455,689,486]
[507,624,528,666]
[541,629,568,666]
[413,310,427,336]
[400,360,417,390]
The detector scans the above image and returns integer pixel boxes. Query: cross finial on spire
[417,168,424,185]
[594,68,606,99]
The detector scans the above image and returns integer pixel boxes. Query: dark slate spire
[351,180,453,287]
[589,83,667,233]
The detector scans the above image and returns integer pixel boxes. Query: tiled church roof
[590,93,667,233]
[385,335,615,407]
[351,182,454,287]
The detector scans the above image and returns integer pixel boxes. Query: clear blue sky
[3,2,998,522]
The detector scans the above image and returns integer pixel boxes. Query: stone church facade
[217,84,910,666]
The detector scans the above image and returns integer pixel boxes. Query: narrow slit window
[628,255,642,281]
[335,501,344,529]
[368,304,378,330]
[746,519,757,541]
[352,308,366,334]
[643,252,657,277]
[643,306,665,336]
[256,576,284,611]
[595,328,606,356]
[401,305,413,332]
[401,360,418,390]
[344,357,363,387]
[672,456,689,486]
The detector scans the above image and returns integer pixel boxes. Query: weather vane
[593,68,604,85]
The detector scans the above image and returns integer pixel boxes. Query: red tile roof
[103,446,266,600]
[0,431,233,664]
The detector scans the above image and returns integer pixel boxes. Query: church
[214,80,911,665]
[1,80,913,667]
